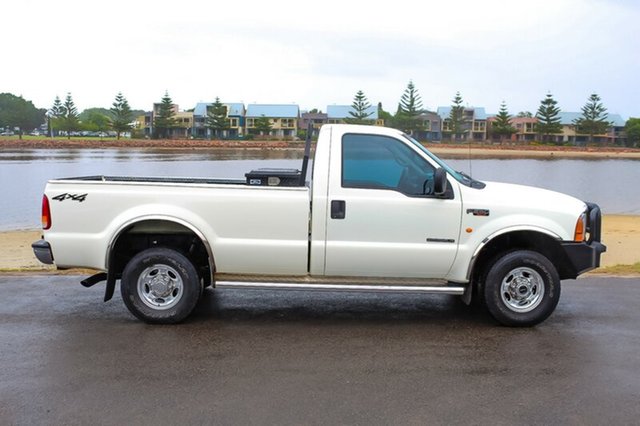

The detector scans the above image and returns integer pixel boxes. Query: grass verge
[588,262,640,276]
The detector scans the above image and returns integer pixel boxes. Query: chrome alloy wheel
[500,267,545,313]
[137,264,184,310]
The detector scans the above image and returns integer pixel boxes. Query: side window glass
[342,134,435,196]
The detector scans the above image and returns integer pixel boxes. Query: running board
[215,276,465,295]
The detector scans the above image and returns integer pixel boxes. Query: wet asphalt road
[1,275,639,425]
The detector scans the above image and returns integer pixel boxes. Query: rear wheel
[482,250,560,327]
[121,248,201,324]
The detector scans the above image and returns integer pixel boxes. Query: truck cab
[310,125,463,278]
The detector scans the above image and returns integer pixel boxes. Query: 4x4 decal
[52,193,88,203]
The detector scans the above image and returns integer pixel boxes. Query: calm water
[1,148,639,230]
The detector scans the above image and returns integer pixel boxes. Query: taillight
[574,213,586,242]
[42,195,51,230]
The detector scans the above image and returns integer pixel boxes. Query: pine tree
[535,93,562,143]
[491,101,516,144]
[573,93,611,144]
[399,80,423,116]
[49,96,65,136]
[346,90,373,124]
[448,91,465,141]
[110,92,133,140]
[394,80,424,135]
[205,97,230,138]
[60,93,79,139]
[50,96,64,117]
[153,91,176,139]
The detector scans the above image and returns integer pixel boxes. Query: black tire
[120,248,201,324]
[482,250,560,327]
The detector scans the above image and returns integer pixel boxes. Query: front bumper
[32,239,54,265]
[560,202,607,278]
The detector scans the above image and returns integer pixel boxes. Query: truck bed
[59,169,308,187]
[60,175,245,185]
[44,176,311,273]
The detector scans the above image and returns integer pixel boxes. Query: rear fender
[106,213,216,280]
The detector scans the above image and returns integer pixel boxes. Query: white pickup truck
[33,124,605,326]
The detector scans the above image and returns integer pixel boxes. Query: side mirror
[433,168,448,196]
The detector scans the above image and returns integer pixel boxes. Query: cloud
[1,0,639,117]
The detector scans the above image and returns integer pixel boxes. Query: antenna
[468,136,473,178]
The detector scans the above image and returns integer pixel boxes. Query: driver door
[323,133,462,278]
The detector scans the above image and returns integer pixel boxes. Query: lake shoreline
[2,215,638,275]
[2,138,640,160]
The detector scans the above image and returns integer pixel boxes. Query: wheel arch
[106,215,215,283]
[467,228,575,284]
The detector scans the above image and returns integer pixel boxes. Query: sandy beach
[0,230,54,272]
[1,215,638,274]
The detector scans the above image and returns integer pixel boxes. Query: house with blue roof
[482,111,627,145]
[326,105,381,125]
[245,104,299,138]
[192,102,246,138]
[437,106,488,141]
[553,112,627,145]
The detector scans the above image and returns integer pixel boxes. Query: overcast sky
[3,0,639,118]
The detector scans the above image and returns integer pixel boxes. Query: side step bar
[215,281,465,295]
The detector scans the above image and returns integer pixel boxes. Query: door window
[342,134,436,196]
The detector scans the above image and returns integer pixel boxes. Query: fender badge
[467,209,490,216]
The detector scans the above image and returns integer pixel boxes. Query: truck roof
[321,124,405,138]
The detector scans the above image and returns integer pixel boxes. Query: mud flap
[81,272,107,288]
[461,282,472,305]
[79,272,117,302]
[104,273,117,302]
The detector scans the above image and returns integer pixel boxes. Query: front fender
[463,225,561,282]
[446,217,566,283]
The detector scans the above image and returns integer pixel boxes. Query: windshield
[401,134,485,188]
[402,134,461,178]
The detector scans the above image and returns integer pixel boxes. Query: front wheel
[483,250,561,327]
[120,248,201,324]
